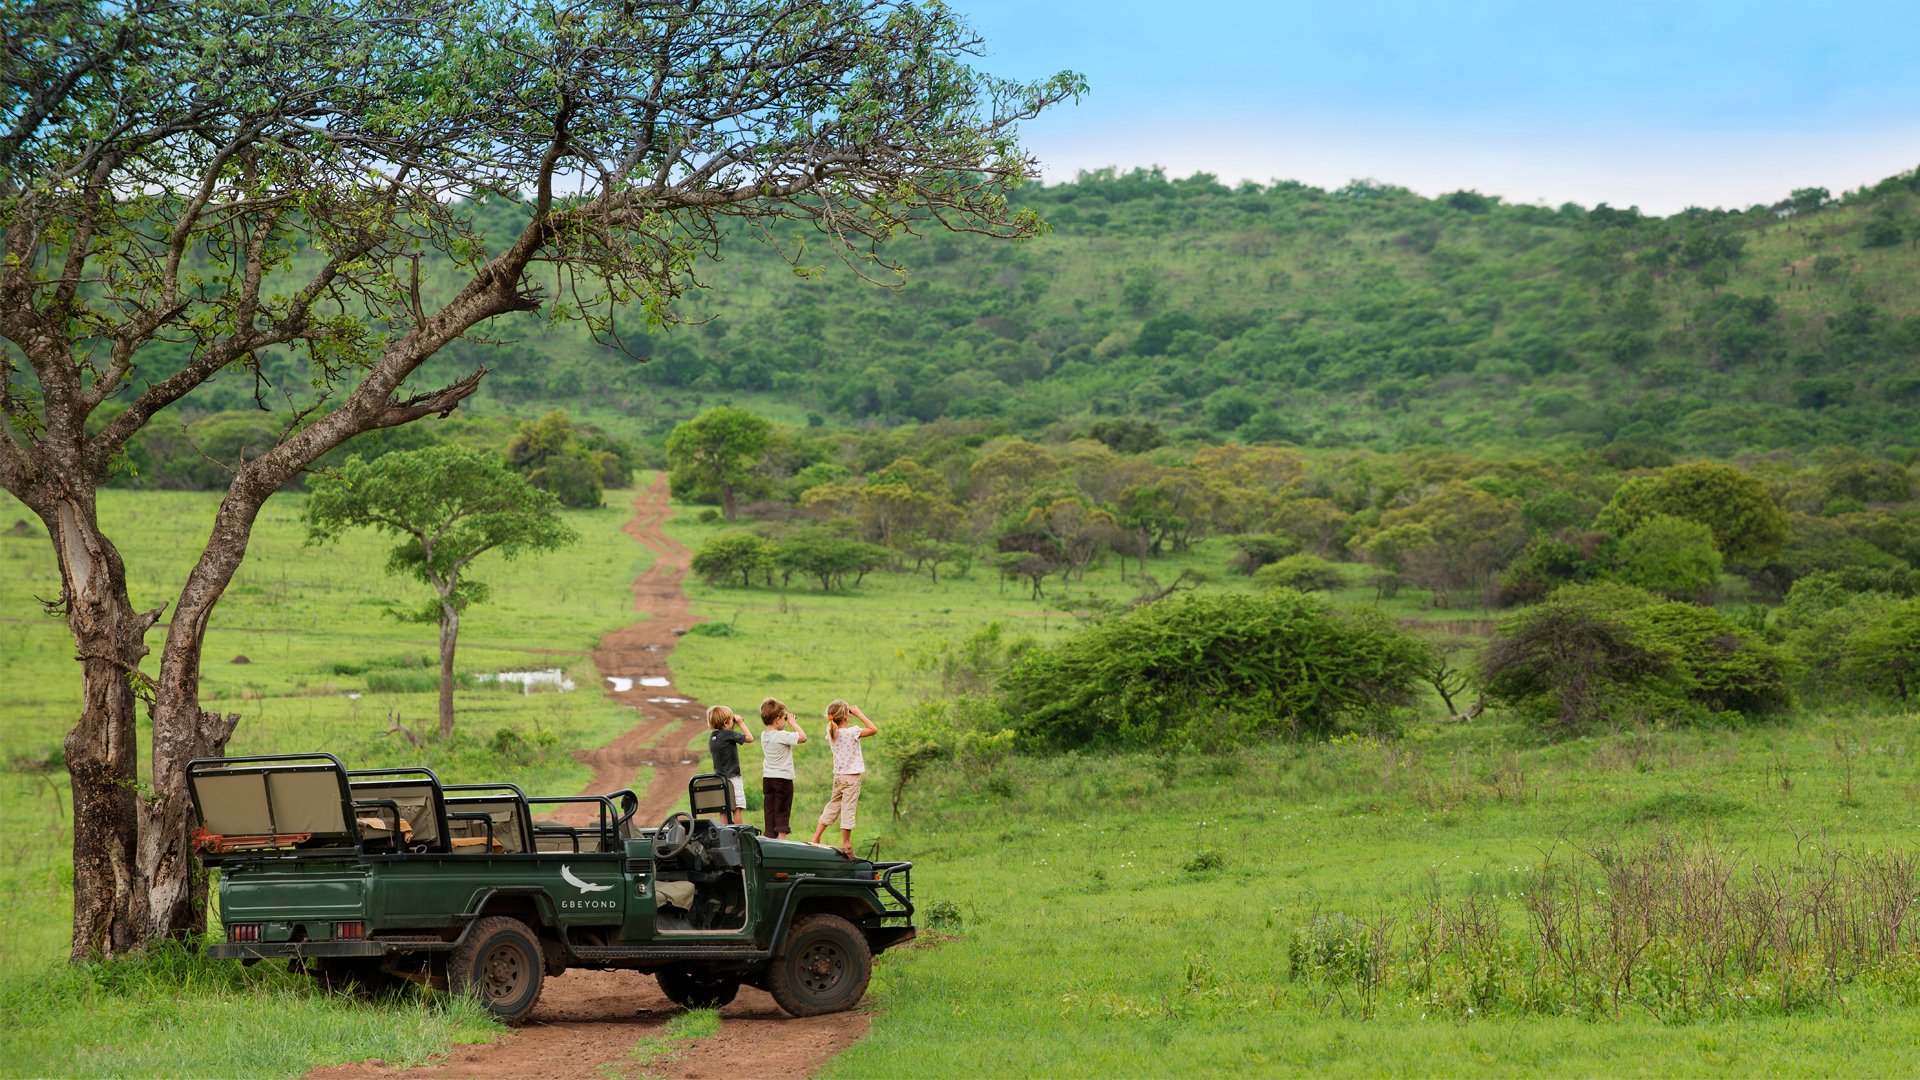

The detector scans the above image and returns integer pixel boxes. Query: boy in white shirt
[757,697,808,839]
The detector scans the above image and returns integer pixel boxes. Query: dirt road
[312,477,869,1079]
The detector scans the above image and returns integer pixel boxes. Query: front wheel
[766,914,872,1017]
[448,916,545,1024]
[656,967,741,1009]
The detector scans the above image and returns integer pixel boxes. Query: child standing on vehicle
[810,700,877,855]
[757,697,808,840]
[705,705,753,823]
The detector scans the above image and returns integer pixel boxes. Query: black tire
[766,914,872,1017]
[656,967,741,1009]
[448,916,545,1024]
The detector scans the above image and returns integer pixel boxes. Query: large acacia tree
[0,0,1080,958]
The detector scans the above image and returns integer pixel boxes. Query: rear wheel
[656,967,741,1009]
[448,917,545,1024]
[766,914,871,1017]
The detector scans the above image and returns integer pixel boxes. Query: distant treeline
[679,411,1920,742]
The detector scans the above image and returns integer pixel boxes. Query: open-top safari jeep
[192,754,914,1022]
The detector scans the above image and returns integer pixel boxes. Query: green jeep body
[192,754,913,1021]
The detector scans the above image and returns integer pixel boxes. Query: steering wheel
[652,812,693,860]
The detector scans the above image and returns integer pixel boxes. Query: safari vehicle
[192,753,914,1023]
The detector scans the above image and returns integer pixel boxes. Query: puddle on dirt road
[481,669,577,692]
[606,676,634,692]
[646,696,690,704]
[639,676,671,687]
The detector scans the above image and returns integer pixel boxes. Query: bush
[691,533,776,587]
[1595,462,1787,565]
[996,590,1432,747]
[1482,583,1788,733]
[1615,514,1722,600]
[1840,599,1920,701]
[1252,554,1346,591]
[1227,533,1300,575]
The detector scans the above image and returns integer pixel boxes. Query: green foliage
[1615,514,1723,600]
[1227,533,1300,575]
[773,533,889,591]
[306,447,577,603]
[1838,599,1920,700]
[997,590,1432,747]
[1252,554,1347,592]
[505,411,634,509]
[691,532,776,587]
[666,407,772,517]
[1483,583,1788,733]
[1596,462,1788,565]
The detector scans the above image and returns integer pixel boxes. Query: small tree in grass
[306,447,577,738]
[693,533,777,587]
[668,408,772,519]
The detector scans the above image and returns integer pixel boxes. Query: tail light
[333,921,365,940]
[229,923,261,943]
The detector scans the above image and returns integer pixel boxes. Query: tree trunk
[146,476,277,941]
[721,481,737,520]
[43,494,157,960]
[438,600,459,739]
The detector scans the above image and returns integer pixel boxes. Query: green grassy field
[0,483,652,1076]
[661,515,1920,1077]
[5,486,1920,1076]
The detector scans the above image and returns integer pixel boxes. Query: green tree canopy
[1616,514,1723,600]
[667,407,773,519]
[1596,462,1788,565]
[306,446,576,737]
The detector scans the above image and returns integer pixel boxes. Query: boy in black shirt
[705,705,753,823]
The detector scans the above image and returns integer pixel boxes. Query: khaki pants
[818,774,862,831]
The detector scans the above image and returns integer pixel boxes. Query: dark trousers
[763,777,794,836]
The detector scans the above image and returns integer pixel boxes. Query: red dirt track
[309,477,869,1079]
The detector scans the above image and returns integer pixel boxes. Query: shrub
[1253,554,1346,591]
[1482,583,1788,733]
[996,590,1432,747]
[1227,533,1300,575]
[1594,461,1787,565]
[1840,599,1920,700]
[1615,514,1722,600]
[691,532,776,587]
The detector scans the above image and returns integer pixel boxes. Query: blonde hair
[825,699,851,728]
[760,697,786,725]
[706,705,737,730]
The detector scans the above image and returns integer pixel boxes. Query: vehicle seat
[656,880,696,910]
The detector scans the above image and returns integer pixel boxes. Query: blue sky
[954,0,1920,214]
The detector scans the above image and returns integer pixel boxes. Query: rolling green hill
[395,166,1920,455]
[149,166,1920,459]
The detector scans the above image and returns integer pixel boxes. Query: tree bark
[438,599,459,739]
[721,481,737,520]
[40,491,158,960]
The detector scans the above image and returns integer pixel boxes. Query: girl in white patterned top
[810,700,878,855]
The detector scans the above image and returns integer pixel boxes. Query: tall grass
[0,941,497,1078]
[1290,835,1920,1021]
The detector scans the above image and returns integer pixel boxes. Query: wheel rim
[798,939,845,995]
[480,942,529,1004]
